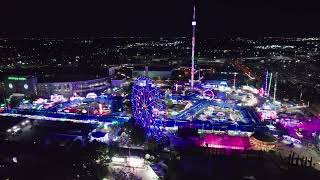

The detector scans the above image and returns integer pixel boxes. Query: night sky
[2,0,320,37]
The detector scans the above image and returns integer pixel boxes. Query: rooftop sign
[8,76,27,81]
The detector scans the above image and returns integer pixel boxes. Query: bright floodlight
[24,84,29,90]
[111,157,126,164]
[12,157,18,163]
[86,92,97,99]
[127,157,144,168]
[192,21,196,25]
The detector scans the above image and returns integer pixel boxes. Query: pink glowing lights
[259,110,277,121]
[200,134,251,150]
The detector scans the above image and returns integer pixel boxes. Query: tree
[147,137,159,152]
[166,99,174,109]
[123,119,146,145]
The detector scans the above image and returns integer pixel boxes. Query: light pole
[233,72,238,89]
[273,72,278,103]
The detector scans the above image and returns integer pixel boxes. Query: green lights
[112,121,119,125]
[8,76,27,81]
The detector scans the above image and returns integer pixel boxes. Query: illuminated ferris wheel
[131,76,166,140]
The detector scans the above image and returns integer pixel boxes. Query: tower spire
[191,5,196,90]
[267,72,273,96]
[273,72,278,103]
[264,71,269,95]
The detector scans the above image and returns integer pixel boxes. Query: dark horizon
[2,0,320,38]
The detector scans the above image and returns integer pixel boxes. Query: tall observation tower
[190,5,196,90]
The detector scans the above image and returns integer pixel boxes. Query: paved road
[0,112,129,124]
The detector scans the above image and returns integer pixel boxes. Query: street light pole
[273,72,278,103]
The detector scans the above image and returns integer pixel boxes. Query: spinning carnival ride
[203,89,215,100]
[131,76,166,141]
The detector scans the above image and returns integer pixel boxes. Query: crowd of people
[111,170,142,180]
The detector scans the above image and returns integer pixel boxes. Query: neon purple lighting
[280,117,320,139]
[131,76,166,141]
[264,71,269,95]
[258,110,277,121]
[203,89,215,100]
[259,87,265,96]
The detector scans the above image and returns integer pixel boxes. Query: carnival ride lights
[34,98,47,104]
[99,103,103,114]
[86,92,98,99]
[90,131,109,143]
[70,93,84,102]
[242,94,258,107]
[131,76,166,141]
[175,84,179,91]
[258,110,277,121]
[242,85,259,94]
[184,102,193,110]
[280,117,320,140]
[202,89,215,100]
[259,87,265,96]
[50,94,66,102]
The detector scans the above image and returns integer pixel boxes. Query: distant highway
[232,59,262,81]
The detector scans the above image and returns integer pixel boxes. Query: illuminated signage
[8,76,27,81]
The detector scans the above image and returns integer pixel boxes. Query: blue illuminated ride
[203,89,215,100]
[131,76,166,140]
